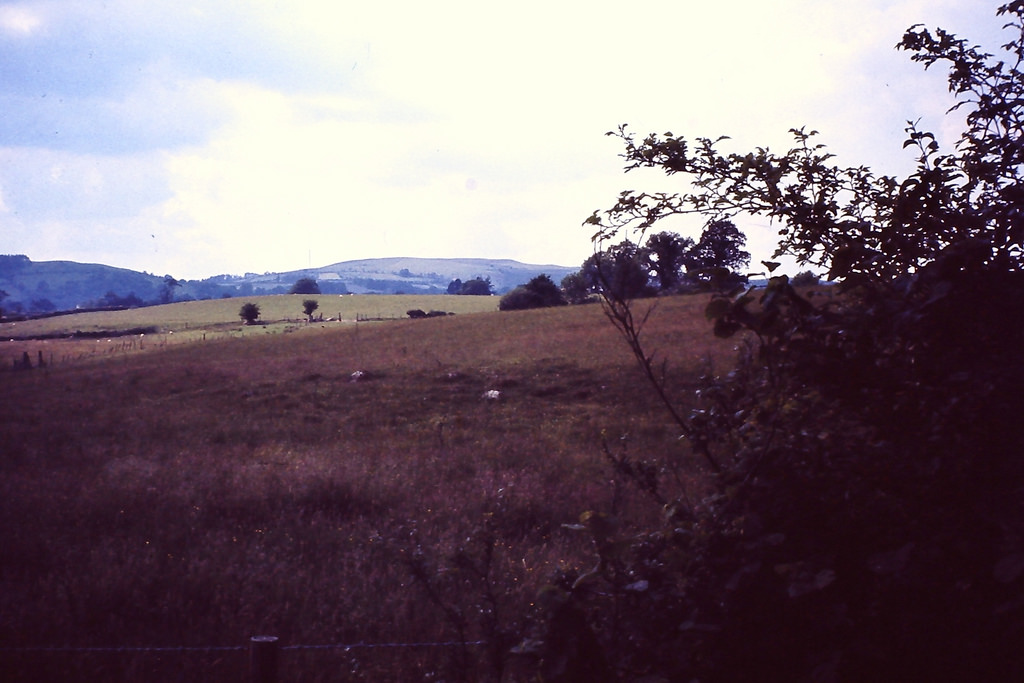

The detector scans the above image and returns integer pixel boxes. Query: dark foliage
[790,269,820,287]
[302,299,319,320]
[572,223,750,299]
[560,272,592,304]
[579,241,655,300]
[289,277,321,295]
[455,277,495,296]
[644,230,695,291]
[238,301,261,325]
[521,5,1024,682]
[159,275,180,304]
[499,275,567,311]
[690,218,750,273]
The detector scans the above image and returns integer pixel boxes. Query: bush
[499,275,567,311]
[302,299,319,320]
[498,287,538,311]
[238,302,260,325]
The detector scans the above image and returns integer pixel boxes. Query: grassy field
[1,294,501,369]
[0,294,738,681]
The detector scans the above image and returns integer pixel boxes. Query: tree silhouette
[239,302,260,325]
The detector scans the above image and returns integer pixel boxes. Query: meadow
[1,294,500,369]
[0,294,737,681]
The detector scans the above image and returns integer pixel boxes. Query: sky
[0,0,1012,280]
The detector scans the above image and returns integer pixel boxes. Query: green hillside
[0,254,166,313]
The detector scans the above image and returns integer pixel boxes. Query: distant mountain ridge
[0,255,577,316]
[238,257,577,295]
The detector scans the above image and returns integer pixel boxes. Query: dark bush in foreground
[517,6,1024,681]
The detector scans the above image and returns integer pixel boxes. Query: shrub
[302,299,319,320]
[238,301,260,325]
[499,275,567,311]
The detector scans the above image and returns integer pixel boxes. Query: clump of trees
[517,5,1024,681]
[290,277,321,295]
[499,274,567,311]
[567,219,751,301]
[95,291,145,309]
[447,277,494,295]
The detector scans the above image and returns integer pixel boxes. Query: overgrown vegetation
[517,5,1024,681]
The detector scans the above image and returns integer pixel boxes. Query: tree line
[499,220,753,311]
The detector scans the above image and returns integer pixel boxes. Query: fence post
[250,635,279,683]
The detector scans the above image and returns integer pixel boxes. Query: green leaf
[762,261,782,273]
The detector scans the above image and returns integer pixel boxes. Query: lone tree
[238,302,260,325]
[159,275,180,304]
[690,218,749,272]
[643,230,694,291]
[527,5,1024,682]
[302,298,319,321]
[290,277,320,295]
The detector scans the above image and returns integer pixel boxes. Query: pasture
[0,294,736,681]
[1,294,501,369]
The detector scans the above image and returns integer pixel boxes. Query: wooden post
[250,635,279,683]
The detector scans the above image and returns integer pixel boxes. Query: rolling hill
[0,254,578,316]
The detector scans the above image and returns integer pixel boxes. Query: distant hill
[0,254,168,314]
[229,257,578,296]
[0,255,577,316]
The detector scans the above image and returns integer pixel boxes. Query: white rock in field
[482,390,501,400]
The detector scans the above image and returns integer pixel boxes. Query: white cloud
[0,5,43,36]
[0,0,1016,279]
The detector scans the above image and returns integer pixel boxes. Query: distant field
[1,294,501,367]
[2,294,499,335]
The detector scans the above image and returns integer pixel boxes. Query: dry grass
[1,294,501,369]
[4,294,500,335]
[0,294,737,681]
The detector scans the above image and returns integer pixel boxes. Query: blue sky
[0,0,1010,279]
